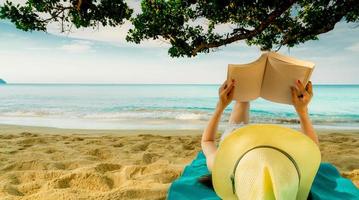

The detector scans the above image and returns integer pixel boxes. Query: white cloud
[59,40,94,53]
[1,1,359,84]
[26,47,51,51]
[48,21,170,49]
[346,42,359,52]
[40,0,165,48]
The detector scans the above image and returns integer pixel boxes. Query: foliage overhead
[1,0,358,57]
[0,0,132,32]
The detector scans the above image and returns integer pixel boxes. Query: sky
[0,1,359,84]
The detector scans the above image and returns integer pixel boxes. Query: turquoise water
[0,84,358,130]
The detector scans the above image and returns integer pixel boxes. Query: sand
[0,125,358,200]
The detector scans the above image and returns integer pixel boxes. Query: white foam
[175,113,205,120]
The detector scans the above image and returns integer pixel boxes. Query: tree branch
[38,6,72,23]
[191,0,297,56]
[281,0,359,46]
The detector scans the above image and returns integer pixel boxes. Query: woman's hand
[202,79,235,170]
[291,80,313,115]
[217,79,235,111]
[291,80,319,144]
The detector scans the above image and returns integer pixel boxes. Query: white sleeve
[220,122,245,143]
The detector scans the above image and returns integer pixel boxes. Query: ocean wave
[1,108,359,126]
[105,105,216,112]
[0,110,64,117]
[175,113,206,120]
[82,110,209,121]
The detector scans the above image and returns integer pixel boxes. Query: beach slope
[0,125,358,199]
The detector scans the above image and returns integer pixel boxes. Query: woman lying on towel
[199,79,321,200]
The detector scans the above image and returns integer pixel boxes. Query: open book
[227,51,315,105]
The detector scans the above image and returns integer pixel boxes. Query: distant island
[0,79,7,84]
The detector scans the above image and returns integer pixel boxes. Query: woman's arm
[201,79,235,171]
[229,101,250,124]
[291,80,319,145]
[201,104,225,171]
[297,109,318,144]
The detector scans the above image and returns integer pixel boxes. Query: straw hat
[212,124,321,200]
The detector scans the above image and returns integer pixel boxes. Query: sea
[0,84,358,130]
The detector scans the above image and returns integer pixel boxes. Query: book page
[227,54,267,102]
[260,53,314,104]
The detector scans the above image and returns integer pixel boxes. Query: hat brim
[212,124,321,200]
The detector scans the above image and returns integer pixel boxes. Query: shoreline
[1,123,359,135]
[0,124,358,199]
[0,124,204,136]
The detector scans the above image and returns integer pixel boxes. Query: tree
[0,0,132,32]
[1,0,358,57]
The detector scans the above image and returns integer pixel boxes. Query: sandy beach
[0,125,358,200]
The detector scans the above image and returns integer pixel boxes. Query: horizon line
[2,83,359,86]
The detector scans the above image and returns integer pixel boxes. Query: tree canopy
[1,0,358,57]
[0,0,132,32]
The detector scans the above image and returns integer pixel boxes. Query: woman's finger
[219,81,227,94]
[306,81,313,96]
[227,86,235,100]
[220,83,231,95]
[291,87,298,103]
[220,80,227,90]
[292,85,300,96]
[224,80,234,94]
[296,80,306,93]
[228,83,235,95]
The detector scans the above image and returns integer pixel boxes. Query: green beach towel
[168,151,359,200]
